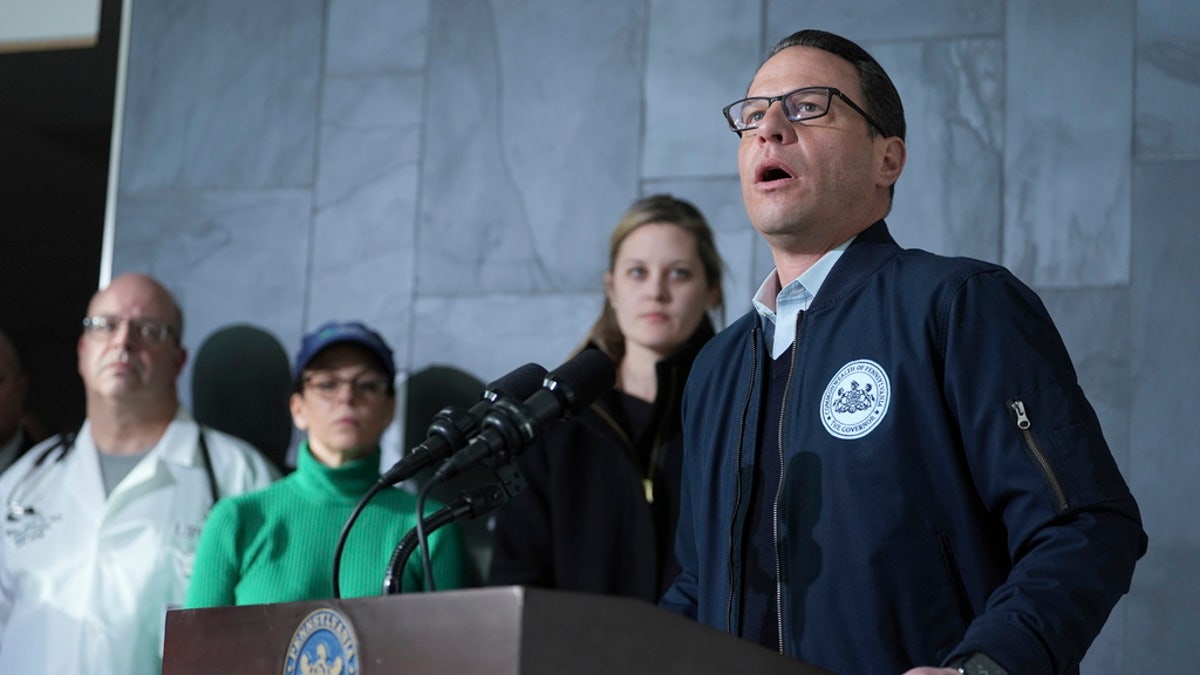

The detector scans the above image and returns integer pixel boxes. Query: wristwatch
[950,652,1008,675]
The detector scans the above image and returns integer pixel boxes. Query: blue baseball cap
[293,320,396,382]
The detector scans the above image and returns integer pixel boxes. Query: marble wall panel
[1130,160,1200,548]
[1003,0,1133,288]
[120,0,322,192]
[871,38,1003,261]
[1135,0,1200,159]
[309,167,418,365]
[709,230,761,324]
[1038,288,1132,471]
[316,73,423,207]
[766,0,1003,43]
[418,0,645,296]
[410,292,601,385]
[307,71,423,362]
[113,189,312,404]
[642,0,760,179]
[1124,546,1200,672]
[1125,157,1200,675]
[325,0,430,75]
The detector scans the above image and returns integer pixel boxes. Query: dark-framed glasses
[82,315,178,344]
[722,86,886,136]
[303,374,391,400]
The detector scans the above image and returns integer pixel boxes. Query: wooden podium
[163,586,832,674]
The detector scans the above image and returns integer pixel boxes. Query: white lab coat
[0,408,278,675]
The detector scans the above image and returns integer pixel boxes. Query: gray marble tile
[306,71,425,364]
[1003,0,1133,288]
[642,0,760,179]
[308,166,418,368]
[325,0,430,75]
[766,0,1002,43]
[317,72,424,205]
[411,292,601,386]
[871,38,1003,262]
[1038,288,1131,473]
[1135,0,1200,159]
[710,230,760,327]
[120,0,322,192]
[1130,160,1200,548]
[112,189,313,403]
[1124,158,1199,674]
[418,0,645,295]
[1124,546,1200,672]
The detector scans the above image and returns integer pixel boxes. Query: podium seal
[283,608,359,675]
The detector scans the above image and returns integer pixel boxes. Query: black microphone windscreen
[545,348,616,414]
[485,362,547,401]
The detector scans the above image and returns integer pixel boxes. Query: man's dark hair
[769,29,906,143]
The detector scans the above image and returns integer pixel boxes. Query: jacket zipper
[772,312,804,654]
[1008,399,1069,512]
[725,326,759,635]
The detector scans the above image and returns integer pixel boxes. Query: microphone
[379,362,547,486]
[432,349,616,482]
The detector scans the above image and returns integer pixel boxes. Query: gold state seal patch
[284,608,358,675]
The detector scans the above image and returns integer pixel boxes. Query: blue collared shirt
[752,236,855,359]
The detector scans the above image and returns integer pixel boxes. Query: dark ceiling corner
[0,0,123,435]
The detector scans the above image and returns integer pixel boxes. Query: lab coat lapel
[64,422,109,525]
[104,415,196,521]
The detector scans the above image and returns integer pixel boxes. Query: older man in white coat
[0,273,278,675]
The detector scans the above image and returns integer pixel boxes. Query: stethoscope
[5,427,219,522]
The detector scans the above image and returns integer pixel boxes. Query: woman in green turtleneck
[185,321,472,608]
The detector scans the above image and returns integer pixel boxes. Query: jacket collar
[807,219,900,313]
[152,408,207,467]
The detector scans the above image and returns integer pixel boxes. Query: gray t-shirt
[98,449,150,496]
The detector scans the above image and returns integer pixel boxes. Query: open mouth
[756,160,795,183]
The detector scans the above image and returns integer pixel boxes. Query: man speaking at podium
[660,29,1147,675]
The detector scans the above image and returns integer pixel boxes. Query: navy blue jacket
[660,221,1146,674]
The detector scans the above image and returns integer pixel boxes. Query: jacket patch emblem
[821,359,890,439]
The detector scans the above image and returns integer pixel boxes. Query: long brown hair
[584,194,725,363]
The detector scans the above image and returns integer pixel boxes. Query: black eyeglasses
[303,374,391,400]
[723,86,886,136]
[82,315,178,344]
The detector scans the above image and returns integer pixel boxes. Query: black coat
[488,319,715,602]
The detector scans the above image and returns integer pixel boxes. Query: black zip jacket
[489,319,715,602]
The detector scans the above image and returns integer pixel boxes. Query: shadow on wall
[190,323,294,476]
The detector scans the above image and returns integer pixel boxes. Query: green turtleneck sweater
[185,442,473,607]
